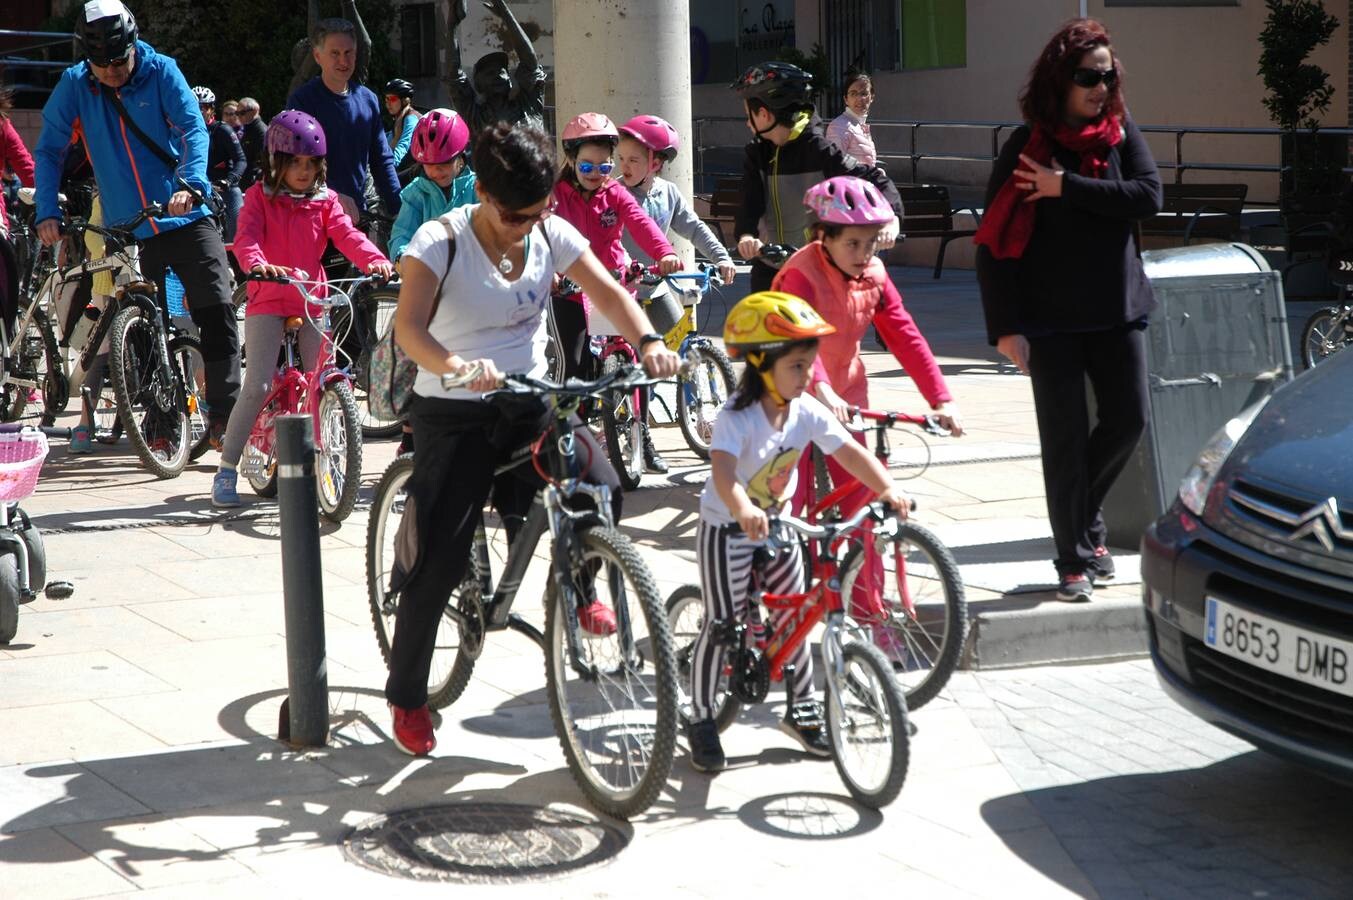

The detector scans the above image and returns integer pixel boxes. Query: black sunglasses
[1072,67,1118,89]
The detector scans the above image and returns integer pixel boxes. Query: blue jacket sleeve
[160,56,210,196]
[34,71,78,225]
[369,102,402,212]
[389,185,423,260]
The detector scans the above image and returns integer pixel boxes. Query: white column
[554,0,695,261]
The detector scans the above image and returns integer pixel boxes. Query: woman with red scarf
[974,19,1161,603]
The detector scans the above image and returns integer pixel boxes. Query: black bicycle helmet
[730,62,814,112]
[384,78,415,99]
[77,0,139,67]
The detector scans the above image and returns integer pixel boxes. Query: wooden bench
[694,176,744,253]
[1142,183,1248,243]
[896,184,978,279]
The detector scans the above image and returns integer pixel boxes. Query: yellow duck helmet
[723,291,836,359]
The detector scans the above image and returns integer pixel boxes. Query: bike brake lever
[922,414,951,437]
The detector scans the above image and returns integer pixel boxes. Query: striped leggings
[691,519,814,722]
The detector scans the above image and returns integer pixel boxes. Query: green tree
[1258,0,1340,132]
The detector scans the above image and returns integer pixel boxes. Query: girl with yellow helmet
[686,291,910,773]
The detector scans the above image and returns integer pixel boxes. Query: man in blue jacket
[286,16,401,223]
[34,0,240,441]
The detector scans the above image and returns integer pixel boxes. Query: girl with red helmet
[772,175,963,664]
[552,112,679,400]
[210,110,395,508]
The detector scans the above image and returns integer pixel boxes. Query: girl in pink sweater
[773,176,963,663]
[212,110,392,508]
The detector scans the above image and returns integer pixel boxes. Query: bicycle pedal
[42,580,75,600]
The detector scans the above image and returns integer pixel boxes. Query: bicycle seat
[284,316,304,332]
[18,188,66,206]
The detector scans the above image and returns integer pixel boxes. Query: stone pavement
[3,266,1342,897]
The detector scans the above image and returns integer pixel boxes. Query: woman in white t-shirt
[686,291,909,774]
[383,124,680,757]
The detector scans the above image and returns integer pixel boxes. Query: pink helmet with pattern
[803,176,893,226]
[266,109,326,158]
[411,108,470,164]
[561,112,619,152]
[618,114,680,161]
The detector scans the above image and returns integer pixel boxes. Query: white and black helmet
[192,86,216,106]
[77,0,139,67]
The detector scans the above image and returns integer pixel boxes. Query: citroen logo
[1289,497,1352,552]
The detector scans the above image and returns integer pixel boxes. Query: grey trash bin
[1099,242,1294,547]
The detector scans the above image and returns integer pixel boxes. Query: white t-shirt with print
[404,205,590,400]
[699,393,851,526]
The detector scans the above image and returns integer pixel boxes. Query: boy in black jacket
[730,62,903,292]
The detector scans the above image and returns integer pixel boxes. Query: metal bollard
[276,414,329,747]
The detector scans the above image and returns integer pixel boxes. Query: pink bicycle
[236,273,368,523]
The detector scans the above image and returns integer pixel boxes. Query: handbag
[368,216,456,420]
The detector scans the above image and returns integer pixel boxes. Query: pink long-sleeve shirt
[553,177,673,277]
[0,117,35,231]
[773,242,951,410]
[233,184,388,318]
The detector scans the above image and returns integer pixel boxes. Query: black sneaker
[779,701,832,758]
[1088,545,1115,580]
[1056,573,1093,603]
[686,718,725,772]
[641,430,669,474]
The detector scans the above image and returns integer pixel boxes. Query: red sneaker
[578,600,617,636]
[390,703,436,756]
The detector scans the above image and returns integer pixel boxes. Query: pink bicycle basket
[0,431,49,502]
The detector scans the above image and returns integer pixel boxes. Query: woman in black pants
[975,18,1162,602]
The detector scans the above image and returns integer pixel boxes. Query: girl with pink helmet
[772,175,963,663]
[552,112,679,435]
[387,108,479,452]
[210,110,395,508]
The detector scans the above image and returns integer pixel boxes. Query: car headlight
[1178,398,1270,517]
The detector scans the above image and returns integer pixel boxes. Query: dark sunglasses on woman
[1072,67,1118,89]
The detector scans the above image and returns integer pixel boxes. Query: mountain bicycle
[1299,294,1353,369]
[803,408,967,709]
[365,361,679,819]
[667,504,911,808]
[235,272,365,523]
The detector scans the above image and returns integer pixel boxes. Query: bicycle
[0,423,77,645]
[802,408,967,710]
[365,361,679,819]
[235,272,366,523]
[10,204,207,477]
[1299,293,1353,369]
[666,504,911,808]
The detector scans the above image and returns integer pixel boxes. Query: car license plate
[1205,597,1353,697]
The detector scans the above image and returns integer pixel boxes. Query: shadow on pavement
[981,751,1353,898]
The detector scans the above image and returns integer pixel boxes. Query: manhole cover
[341,802,628,883]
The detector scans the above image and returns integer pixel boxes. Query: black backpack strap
[99,83,179,170]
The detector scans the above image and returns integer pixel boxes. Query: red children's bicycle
[236,273,368,523]
[803,408,968,710]
[668,504,912,808]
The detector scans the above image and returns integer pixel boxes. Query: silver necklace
[475,209,515,274]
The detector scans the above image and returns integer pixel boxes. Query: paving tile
[123,594,286,643]
[0,826,135,897]
[0,700,167,768]
[2,605,189,659]
[0,650,174,710]
[0,761,150,833]
[55,815,255,888]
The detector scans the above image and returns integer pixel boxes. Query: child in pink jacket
[551,113,677,368]
[774,176,963,664]
[212,110,392,508]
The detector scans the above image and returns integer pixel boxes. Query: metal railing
[693,115,1353,206]
[0,29,76,98]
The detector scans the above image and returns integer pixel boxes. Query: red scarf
[973,116,1122,260]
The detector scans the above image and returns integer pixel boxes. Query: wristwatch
[638,333,665,350]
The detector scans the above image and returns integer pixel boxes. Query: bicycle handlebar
[442,358,690,397]
[850,407,951,437]
[756,243,798,267]
[61,203,165,242]
[766,501,913,547]
[0,423,75,440]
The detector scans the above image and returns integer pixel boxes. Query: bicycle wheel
[316,380,363,523]
[0,551,18,643]
[4,306,63,423]
[365,454,477,709]
[544,301,568,384]
[666,584,742,732]
[600,352,643,490]
[169,335,210,462]
[675,341,735,460]
[1300,307,1351,369]
[109,304,190,479]
[242,406,278,498]
[826,640,909,809]
[544,525,677,819]
[353,287,402,439]
[839,521,967,710]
